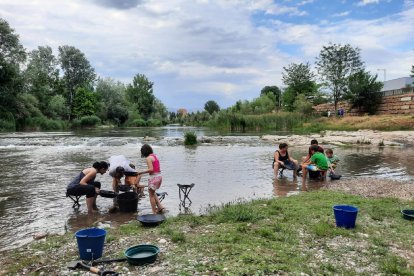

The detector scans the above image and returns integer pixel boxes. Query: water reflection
[273,178,300,197]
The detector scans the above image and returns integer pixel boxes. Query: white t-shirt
[108,155,136,177]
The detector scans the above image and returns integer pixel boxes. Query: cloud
[298,0,314,6]
[0,0,413,110]
[332,11,351,17]
[357,0,380,7]
[91,0,142,10]
[246,0,307,16]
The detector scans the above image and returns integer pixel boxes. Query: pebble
[158,238,167,244]
[33,233,48,240]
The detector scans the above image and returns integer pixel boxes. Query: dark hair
[310,139,319,145]
[92,161,109,170]
[140,144,153,158]
[325,148,333,154]
[114,166,125,178]
[279,143,288,149]
[310,145,319,152]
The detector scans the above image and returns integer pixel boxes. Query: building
[381,77,414,96]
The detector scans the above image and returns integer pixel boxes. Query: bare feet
[88,209,98,214]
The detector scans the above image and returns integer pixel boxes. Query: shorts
[307,165,318,171]
[283,160,296,170]
[67,181,101,198]
[148,175,162,191]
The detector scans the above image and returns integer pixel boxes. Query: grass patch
[184,131,197,145]
[2,190,414,275]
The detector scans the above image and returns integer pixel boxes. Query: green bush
[147,119,162,127]
[128,119,147,127]
[0,112,15,131]
[207,111,308,132]
[71,119,81,128]
[80,115,101,127]
[19,117,67,131]
[40,119,67,130]
[184,131,197,145]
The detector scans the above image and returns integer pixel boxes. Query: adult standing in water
[139,144,165,214]
[66,161,109,214]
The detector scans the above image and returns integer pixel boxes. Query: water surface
[0,127,413,251]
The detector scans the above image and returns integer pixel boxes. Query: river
[0,126,413,251]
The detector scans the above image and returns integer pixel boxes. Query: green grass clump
[184,131,197,145]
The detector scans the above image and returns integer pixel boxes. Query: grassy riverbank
[299,115,414,133]
[205,113,413,133]
[1,190,413,275]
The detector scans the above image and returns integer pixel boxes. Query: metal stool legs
[156,192,168,202]
[177,183,195,208]
[66,193,81,208]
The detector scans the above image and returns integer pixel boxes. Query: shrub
[80,115,101,127]
[147,119,162,127]
[129,119,147,127]
[0,112,15,131]
[71,119,81,128]
[184,131,197,145]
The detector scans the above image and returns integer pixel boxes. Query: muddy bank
[261,130,414,147]
[325,177,414,201]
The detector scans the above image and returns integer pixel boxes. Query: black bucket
[117,192,138,212]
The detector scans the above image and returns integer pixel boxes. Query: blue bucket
[333,205,358,229]
[75,228,106,260]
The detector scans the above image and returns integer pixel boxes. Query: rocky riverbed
[261,130,414,147]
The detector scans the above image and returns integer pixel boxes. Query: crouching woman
[66,161,109,214]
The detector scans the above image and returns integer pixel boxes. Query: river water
[0,126,413,251]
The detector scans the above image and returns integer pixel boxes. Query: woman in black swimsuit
[66,161,108,214]
[273,143,298,178]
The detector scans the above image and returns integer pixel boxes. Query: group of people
[66,144,165,214]
[273,139,340,181]
[327,107,345,118]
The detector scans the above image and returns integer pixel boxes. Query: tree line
[2,17,405,132]
[0,18,168,131]
[175,42,388,128]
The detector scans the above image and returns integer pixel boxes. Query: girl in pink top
[138,144,165,214]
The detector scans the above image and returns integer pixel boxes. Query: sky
[1,0,414,111]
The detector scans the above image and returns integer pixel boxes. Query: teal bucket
[75,228,106,260]
[333,205,358,229]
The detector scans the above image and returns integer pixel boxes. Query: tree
[282,63,315,93]
[251,94,275,114]
[177,108,188,118]
[345,70,383,115]
[293,94,314,115]
[95,78,127,124]
[260,86,281,108]
[411,65,414,78]
[0,18,26,117]
[24,46,60,115]
[126,74,155,120]
[58,45,96,118]
[282,63,318,111]
[152,98,169,122]
[316,43,364,111]
[48,95,70,119]
[0,18,26,64]
[204,100,220,115]
[72,87,97,118]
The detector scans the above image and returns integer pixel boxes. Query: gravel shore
[325,177,414,201]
